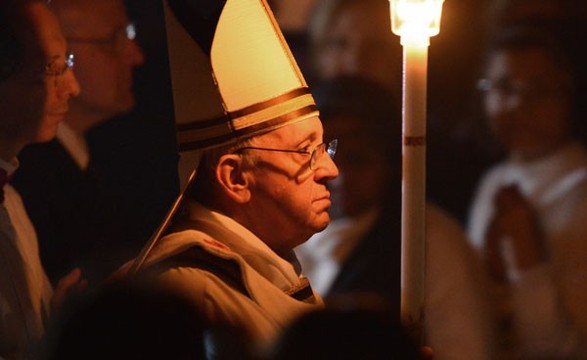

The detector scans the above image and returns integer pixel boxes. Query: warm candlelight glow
[390,0,444,344]
[390,0,444,44]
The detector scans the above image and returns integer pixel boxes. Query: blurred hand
[51,267,88,314]
[483,185,546,280]
[483,215,508,282]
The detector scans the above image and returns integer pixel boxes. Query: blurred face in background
[53,0,144,127]
[482,48,573,161]
[312,0,402,95]
[325,115,393,219]
[32,2,80,142]
[0,2,79,152]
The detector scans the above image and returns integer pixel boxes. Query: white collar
[0,157,19,177]
[502,142,587,205]
[185,201,302,287]
[56,122,90,170]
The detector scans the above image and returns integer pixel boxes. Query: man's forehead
[52,0,127,36]
[252,116,322,145]
[26,2,64,51]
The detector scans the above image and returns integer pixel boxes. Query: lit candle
[389,0,444,343]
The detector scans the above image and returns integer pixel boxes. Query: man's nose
[58,68,81,98]
[315,152,339,180]
[123,38,145,66]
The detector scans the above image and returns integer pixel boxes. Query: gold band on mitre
[177,88,318,151]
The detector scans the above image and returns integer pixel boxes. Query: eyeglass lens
[477,78,566,100]
[126,23,136,41]
[66,22,136,53]
[310,139,338,169]
[111,23,136,53]
[44,53,74,88]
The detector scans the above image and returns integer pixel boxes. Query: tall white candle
[400,38,428,342]
[389,0,444,343]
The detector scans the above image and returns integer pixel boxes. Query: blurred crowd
[2,0,587,359]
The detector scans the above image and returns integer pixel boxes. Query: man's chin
[314,214,331,232]
[34,123,60,143]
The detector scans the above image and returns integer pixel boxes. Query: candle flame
[390,0,444,45]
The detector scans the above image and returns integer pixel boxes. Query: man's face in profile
[0,2,79,148]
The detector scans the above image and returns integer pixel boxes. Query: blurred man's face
[325,116,393,218]
[483,49,572,160]
[314,1,401,95]
[56,0,144,123]
[0,2,80,150]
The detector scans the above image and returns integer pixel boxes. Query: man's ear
[216,154,251,203]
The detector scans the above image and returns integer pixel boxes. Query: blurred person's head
[478,23,583,161]
[308,0,402,99]
[312,75,401,219]
[42,280,208,360]
[267,307,422,360]
[0,0,80,159]
[51,0,144,134]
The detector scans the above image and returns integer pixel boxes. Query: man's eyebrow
[295,134,320,147]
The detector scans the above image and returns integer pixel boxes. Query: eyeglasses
[66,23,136,52]
[44,53,75,76]
[235,139,338,170]
[476,78,567,100]
[42,53,75,88]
